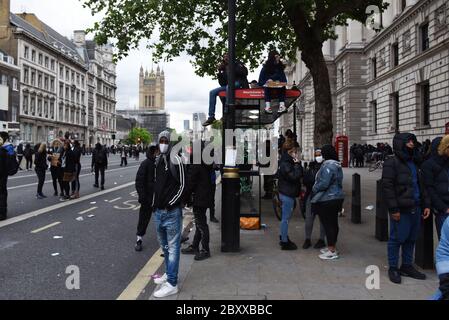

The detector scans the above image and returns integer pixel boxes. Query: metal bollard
[415,212,434,269]
[221,167,240,252]
[375,179,389,241]
[351,173,361,224]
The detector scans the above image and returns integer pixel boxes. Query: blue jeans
[154,206,182,286]
[435,213,449,240]
[388,207,422,268]
[208,82,241,118]
[279,193,295,242]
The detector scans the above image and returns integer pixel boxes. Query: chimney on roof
[74,30,86,46]
[0,0,10,31]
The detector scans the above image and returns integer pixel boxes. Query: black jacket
[92,144,108,168]
[60,148,76,173]
[34,151,48,171]
[217,59,249,88]
[303,161,321,200]
[183,163,213,209]
[153,148,185,210]
[382,133,430,214]
[422,137,449,214]
[135,157,155,207]
[278,151,303,198]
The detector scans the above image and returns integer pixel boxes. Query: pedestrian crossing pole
[221,0,240,252]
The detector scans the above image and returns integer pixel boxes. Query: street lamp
[221,0,240,252]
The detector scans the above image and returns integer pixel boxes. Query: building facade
[139,65,165,111]
[284,0,449,160]
[0,49,20,140]
[116,109,169,143]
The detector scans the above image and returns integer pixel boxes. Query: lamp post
[221,0,240,252]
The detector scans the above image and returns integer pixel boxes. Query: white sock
[265,102,271,109]
[137,236,143,242]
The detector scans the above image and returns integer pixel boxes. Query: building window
[371,100,378,133]
[31,50,36,62]
[50,102,55,119]
[391,43,399,67]
[51,59,55,71]
[24,68,29,84]
[391,92,400,133]
[420,82,430,126]
[30,97,36,115]
[38,74,42,88]
[402,0,407,11]
[420,22,429,52]
[151,96,155,107]
[38,53,43,65]
[60,66,64,78]
[66,70,69,81]
[50,79,55,92]
[31,71,36,86]
[372,57,377,80]
[339,68,344,87]
[44,56,49,68]
[44,76,49,90]
[12,78,18,91]
[24,46,29,59]
[23,95,29,114]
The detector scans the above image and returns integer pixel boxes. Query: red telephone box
[335,135,349,168]
[445,122,449,135]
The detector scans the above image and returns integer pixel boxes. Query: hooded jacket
[422,137,449,214]
[382,133,430,214]
[153,144,185,211]
[278,151,303,198]
[311,159,344,203]
[92,143,108,168]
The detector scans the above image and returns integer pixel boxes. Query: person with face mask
[311,145,345,260]
[382,133,431,284]
[277,139,303,250]
[422,135,449,240]
[152,131,185,298]
[302,149,326,250]
[259,50,288,114]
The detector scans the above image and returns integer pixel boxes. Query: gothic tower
[139,64,165,111]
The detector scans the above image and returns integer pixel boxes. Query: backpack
[96,149,106,165]
[1,145,19,176]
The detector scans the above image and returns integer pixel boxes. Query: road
[0,154,161,299]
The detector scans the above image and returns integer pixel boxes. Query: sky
[10,0,261,132]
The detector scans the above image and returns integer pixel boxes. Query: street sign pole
[221,0,240,252]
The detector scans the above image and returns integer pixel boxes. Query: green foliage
[83,0,388,77]
[127,127,152,145]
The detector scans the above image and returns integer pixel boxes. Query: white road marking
[78,207,97,215]
[0,181,135,229]
[31,221,61,234]
[107,197,122,203]
[8,165,139,190]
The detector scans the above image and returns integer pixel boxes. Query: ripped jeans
[154,206,182,286]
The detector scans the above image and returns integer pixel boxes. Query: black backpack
[1,146,19,176]
[96,149,106,165]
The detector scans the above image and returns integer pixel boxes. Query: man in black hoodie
[382,133,431,284]
[135,145,157,252]
[422,135,449,240]
[92,143,108,190]
[152,131,185,298]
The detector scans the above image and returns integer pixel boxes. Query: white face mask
[159,143,169,154]
[315,156,324,163]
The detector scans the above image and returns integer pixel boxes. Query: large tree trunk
[301,46,334,148]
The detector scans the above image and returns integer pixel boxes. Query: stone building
[284,0,449,161]
[0,49,20,141]
[139,65,165,111]
[116,109,169,143]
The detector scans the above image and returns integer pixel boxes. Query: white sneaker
[154,273,167,285]
[264,102,272,114]
[319,250,339,260]
[153,282,178,298]
[320,248,339,255]
[278,103,287,113]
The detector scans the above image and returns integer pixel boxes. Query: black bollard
[221,167,240,252]
[375,179,389,241]
[415,212,434,269]
[351,173,361,224]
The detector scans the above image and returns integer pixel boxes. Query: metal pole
[221,0,240,252]
[351,173,361,224]
[375,179,389,241]
[293,103,297,143]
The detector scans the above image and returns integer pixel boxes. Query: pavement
[149,167,440,300]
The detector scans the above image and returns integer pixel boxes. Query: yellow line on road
[116,248,164,300]
[31,221,61,234]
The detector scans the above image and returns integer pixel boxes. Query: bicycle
[368,154,392,172]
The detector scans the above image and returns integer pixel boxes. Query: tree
[83,0,388,146]
[127,127,152,145]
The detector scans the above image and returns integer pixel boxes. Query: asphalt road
[0,154,161,299]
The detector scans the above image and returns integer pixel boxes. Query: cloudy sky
[10,0,261,132]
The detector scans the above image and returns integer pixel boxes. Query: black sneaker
[135,240,142,252]
[302,239,312,249]
[181,245,198,255]
[0,214,6,221]
[202,117,216,127]
[101,186,105,190]
[314,239,326,249]
[281,240,298,250]
[93,184,99,188]
[210,217,219,223]
[400,265,426,280]
[54,191,58,196]
[389,267,402,284]
[194,250,211,261]
[181,236,189,244]
[60,192,64,197]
